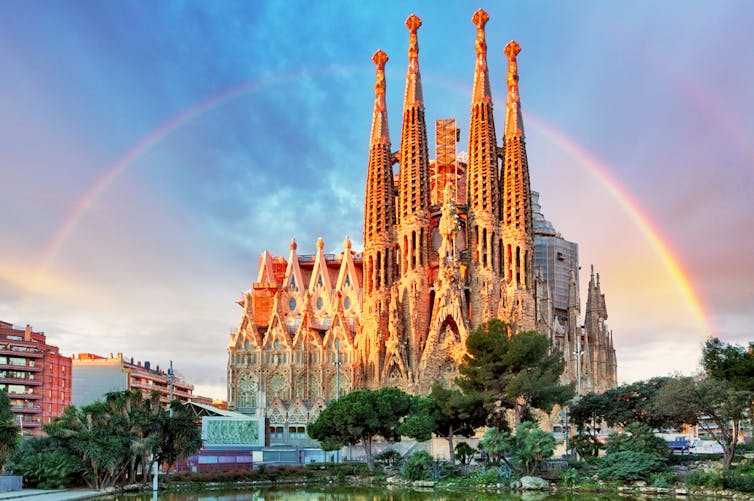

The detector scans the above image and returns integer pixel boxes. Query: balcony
[11,405,41,414]
[8,392,41,400]
[0,376,42,386]
[0,347,44,358]
[0,363,42,372]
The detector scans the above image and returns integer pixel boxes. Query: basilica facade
[227,10,617,443]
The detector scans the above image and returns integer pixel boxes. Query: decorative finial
[372,49,388,69]
[370,49,390,145]
[472,9,489,57]
[372,49,388,105]
[504,40,521,89]
[290,238,297,251]
[406,14,421,70]
[504,40,521,60]
[344,236,352,250]
[317,237,324,251]
[406,13,422,33]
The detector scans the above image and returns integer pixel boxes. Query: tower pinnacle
[370,49,390,146]
[467,7,500,297]
[504,40,524,138]
[471,9,492,104]
[403,14,423,106]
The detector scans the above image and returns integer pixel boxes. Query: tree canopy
[399,382,487,464]
[479,422,556,475]
[457,319,573,426]
[702,338,754,393]
[307,386,413,470]
[570,377,691,430]
[10,390,201,489]
[0,389,20,473]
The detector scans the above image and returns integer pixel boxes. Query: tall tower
[396,14,432,383]
[361,49,396,386]
[466,9,502,328]
[500,40,535,330]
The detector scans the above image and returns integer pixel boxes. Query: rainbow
[35,65,365,276]
[34,70,714,337]
[526,114,714,336]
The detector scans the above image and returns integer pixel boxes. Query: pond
[94,485,686,500]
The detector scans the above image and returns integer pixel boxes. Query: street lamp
[332,340,343,463]
[574,333,583,399]
[332,341,342,400]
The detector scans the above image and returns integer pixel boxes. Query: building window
[269,426,284,439]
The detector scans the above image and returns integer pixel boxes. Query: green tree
[657,376,749,469]
[307,387,413,470]
[510,421,556,475]
[570,431,602,459]
[478,426,510,467]
[399,383,487,464]
[571,377,693,431]
[478,422,555,475]
[42,390,202,488]
[0,389,20,473]
[702,338,754,392]
[457,319,574,425]
[155,400,202,471]
[454,441,476,466]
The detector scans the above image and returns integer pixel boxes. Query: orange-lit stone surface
[226,10,617,439]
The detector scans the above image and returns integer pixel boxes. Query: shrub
[8,437,82,488]
[604,423,668,457]
[436,460,461,479]
[560,467,580,487]
[723,472,754,493]
[649,471,677,487]
[685,470,724,488]
[401,451,434,481]
[597,451,667,482]
[454,468,511,486]
[375,449,402,467]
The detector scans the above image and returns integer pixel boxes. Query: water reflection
[98,486,673,501]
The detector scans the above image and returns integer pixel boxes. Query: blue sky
[1,1,752,399]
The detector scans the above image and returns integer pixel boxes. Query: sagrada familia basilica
[227,10,617,437]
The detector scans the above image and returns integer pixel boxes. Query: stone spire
[503,40,525,138]
[362,50,397,387]
[363,49,396,295]
[397,14,431,386]
[468,8,500,219]
[467,9,501,327]
[501,40,534,291]
[370,50,390,147]
[471,9,492,104]
[585,265,601,315]
[398,14,431,227]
